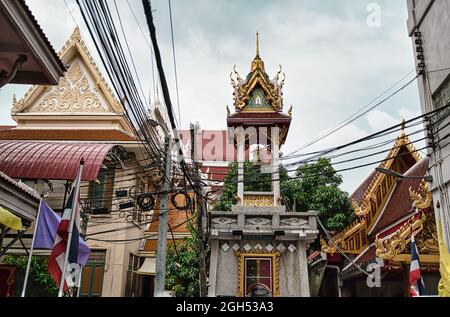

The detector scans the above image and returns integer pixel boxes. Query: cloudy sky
[0,0,424,193]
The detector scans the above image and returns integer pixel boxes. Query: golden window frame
[235,250,281,297]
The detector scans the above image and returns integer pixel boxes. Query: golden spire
[251,31,265,72]
[400,116,406,137]
[256,30,260,57]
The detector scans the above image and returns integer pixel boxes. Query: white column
[237,128,245,205]
[271,127,280,206]
[297,240,310,297]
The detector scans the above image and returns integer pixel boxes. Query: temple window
[244,257,273,297]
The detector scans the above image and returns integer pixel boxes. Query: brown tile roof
[369,157,429,236]
[355,245,376,265]
[350,170,377,205]
[0,129,136,141]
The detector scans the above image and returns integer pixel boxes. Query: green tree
[282,158,354,232]
[214,158,353,231]
[214,161,288,211]
[2,255,58,297]
[165,223,201,297]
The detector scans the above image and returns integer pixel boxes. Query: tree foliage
[282,158,354,231]
[2,255,58,296]
[165,223,201,297]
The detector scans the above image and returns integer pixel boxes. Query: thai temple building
[207,34,318,297]
[314,125,441,297]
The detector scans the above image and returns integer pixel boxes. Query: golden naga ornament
[375,211,427,260]
[351,199,370,217]
[409,179,432,209]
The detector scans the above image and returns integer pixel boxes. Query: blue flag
[34,200,90,265]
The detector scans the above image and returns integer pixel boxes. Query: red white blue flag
[48,169,90,292]
[409,233,427,297]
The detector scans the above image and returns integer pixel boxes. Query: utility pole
[191,123,208,297]
[154,135,172,297]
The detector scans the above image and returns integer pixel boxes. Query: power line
[285,70,420,158]
[125,0,157,104]
[168,0,182,127]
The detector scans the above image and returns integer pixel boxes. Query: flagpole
[58,160,84,297]
[21,198,43,297]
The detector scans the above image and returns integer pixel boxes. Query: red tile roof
[0,141,114,181]
[369,157,429,236]
[0,129,136,141]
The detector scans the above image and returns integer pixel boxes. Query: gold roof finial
[256,30,260,57]
[400,116,406,136]
[251,31,265,72]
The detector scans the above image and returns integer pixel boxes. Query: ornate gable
[322,124,423,255]
[230,32,285,113]
[11,28,123,115]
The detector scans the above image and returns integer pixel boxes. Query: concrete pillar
[237,128,245,205]
[207,239,219,297]
[271,127,280,206]
[297,240,310,297]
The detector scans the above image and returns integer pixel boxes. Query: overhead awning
[135,257,156,276]
[0,141,115,181]
[0,0,66,87]
[0,207,22,230]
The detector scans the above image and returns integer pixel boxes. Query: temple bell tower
[207,34,318,297]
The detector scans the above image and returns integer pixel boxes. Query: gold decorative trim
[375,211,426,260]
[27,62,106,113]
[12,27,123,115]
[409,180,433,209]
[243,194,274,207]
[235,250,281,297]
[351,199,370,217]
[321,218,366,254]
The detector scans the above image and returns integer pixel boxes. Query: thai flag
[48,170,90,292]
[409,233,427,297]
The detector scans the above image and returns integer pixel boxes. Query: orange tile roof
[0,129,136,141]
[143,193,195,252]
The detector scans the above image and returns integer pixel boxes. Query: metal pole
[154,135,172,297]
[21,198,43,297]
[58,161,84,297]
[191,123,207,297]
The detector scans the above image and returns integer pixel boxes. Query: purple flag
[34,200,90,265]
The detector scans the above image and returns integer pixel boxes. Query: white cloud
[366,109,398,132]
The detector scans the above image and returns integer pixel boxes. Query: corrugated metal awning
[0,141,115,181]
